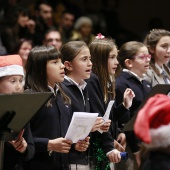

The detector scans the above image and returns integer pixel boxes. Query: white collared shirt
[65,76,87,105]
[48,84,59,95]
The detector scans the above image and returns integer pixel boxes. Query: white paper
[103,100,115,121]
[98,100,115,133]
[65,112,98,143]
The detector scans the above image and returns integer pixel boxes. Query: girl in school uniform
[144,29,170,86]
[115,41,152,169]
[24,45,89,170]
[60,40,121,170]
[0,54,34,170]
[87,35,135,170]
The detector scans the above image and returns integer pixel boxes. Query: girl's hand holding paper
[75,137,90,152]
[100,119,111,132]
[91,117,104,132]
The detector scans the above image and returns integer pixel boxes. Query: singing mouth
[86,69,91,73]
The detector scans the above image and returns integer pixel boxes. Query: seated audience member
[43,27,62,50]
[71,16,95,45]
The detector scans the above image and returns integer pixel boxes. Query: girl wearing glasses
[144,29,170,86]
[115,41,152,168]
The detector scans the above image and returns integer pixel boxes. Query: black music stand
[123,84,170,131]
[0,92,52,170]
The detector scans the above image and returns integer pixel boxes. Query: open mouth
[60,72,65,76]
[144,65,149,68]
[86,69,91,73]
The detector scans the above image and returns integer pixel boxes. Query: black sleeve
[86,74,115,153]
[115,83,127,106]
[86,74,106,117]
[115,79,140,153]
[22,124,35,161]
[115,80,135,122]
[101,131,114,153]
[110,103,131,124]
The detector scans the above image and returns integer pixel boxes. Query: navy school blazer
[115,71,151,153]
[115,71,151,118]
[24,90,72,170]
[61,79,90,165]
[62,78,115,165]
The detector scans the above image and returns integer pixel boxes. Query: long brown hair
[89,38,117,102]
[144,29,170,75]
[25,45,70,104]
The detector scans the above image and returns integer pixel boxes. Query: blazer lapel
[56,92,71,136]
[152,69,166,84]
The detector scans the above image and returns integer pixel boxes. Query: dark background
[0,0,169,46]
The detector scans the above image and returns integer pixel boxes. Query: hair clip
[96,33,105,39]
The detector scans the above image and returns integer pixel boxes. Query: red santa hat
[134,94,170,148]
[0,55,24,77]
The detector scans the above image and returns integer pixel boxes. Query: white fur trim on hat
[146,123,170,148]
[0,65,24,77]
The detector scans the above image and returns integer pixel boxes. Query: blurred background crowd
[0,0,170,56]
